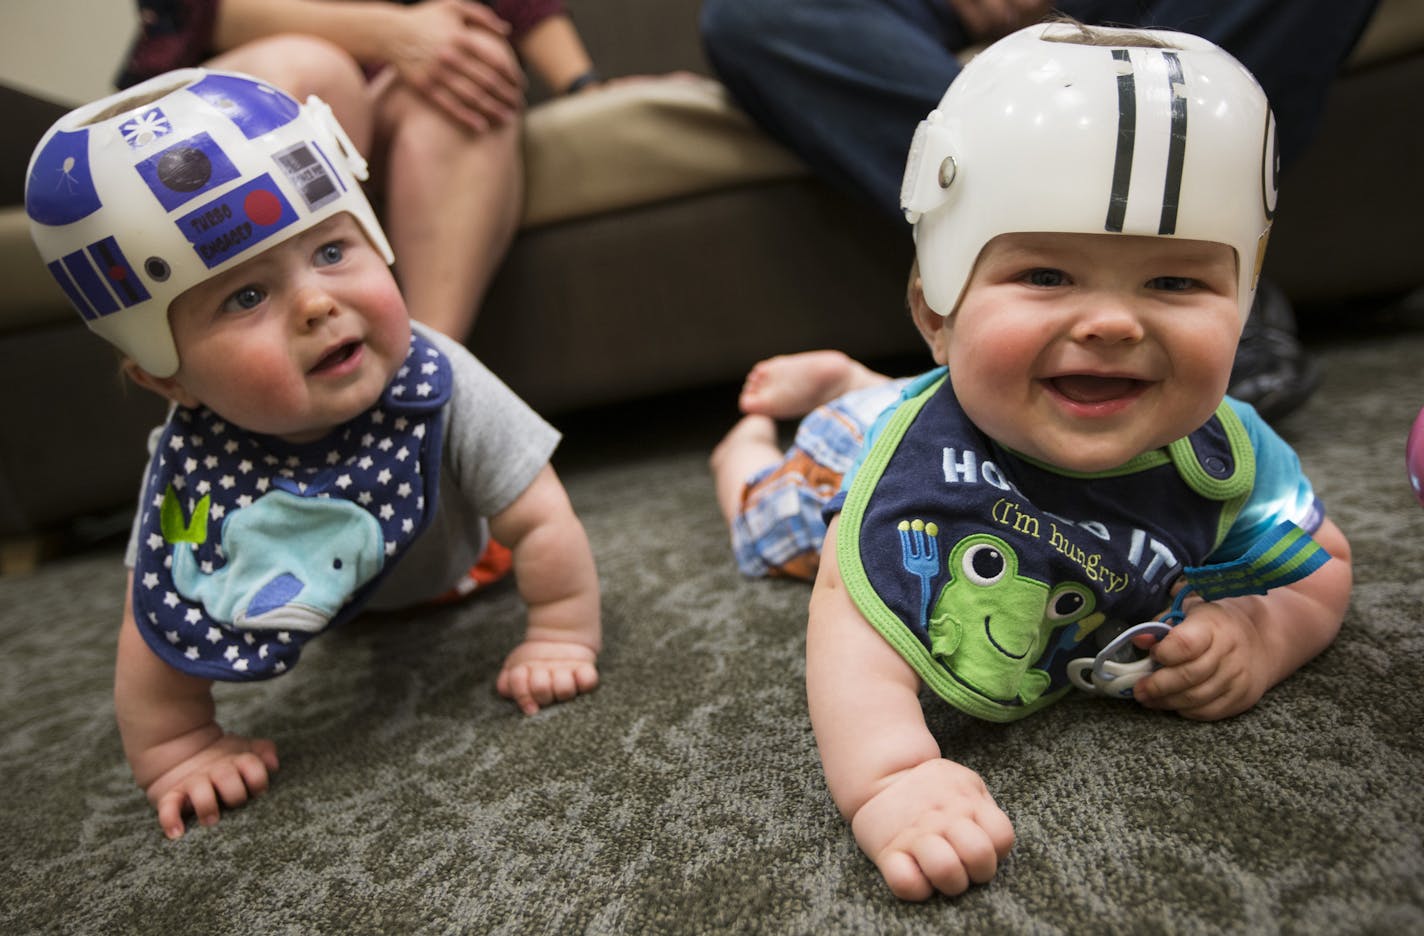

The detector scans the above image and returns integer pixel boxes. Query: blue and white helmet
[26,68,393,377]
[900,22,1277,323]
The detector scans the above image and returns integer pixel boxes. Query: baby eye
[1022,268,1068,288]
[1148,276,1197,292]
[315,241,345,266]
[222,285,266,313]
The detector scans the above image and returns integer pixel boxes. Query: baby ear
[908,277,952,365]
[122,359,200,408]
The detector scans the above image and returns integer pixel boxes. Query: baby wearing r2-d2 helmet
[25,68,392,378]
[900,20,1279,325]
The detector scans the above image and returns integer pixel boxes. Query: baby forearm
[807,543,942,818]
[492,466,602,651]
[114,602,223,787]
[1247,517,1351,687]
[521,579,602,651]
[1252,549,1350,687]
[820,721,945,823]
[506,505,600,648]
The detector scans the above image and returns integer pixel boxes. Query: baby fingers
[497,665,540,715]
[878,819,1000,900]
[153,750,276,839]
[498,662,598,715]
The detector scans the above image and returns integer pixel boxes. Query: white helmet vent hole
[81,78,196,126]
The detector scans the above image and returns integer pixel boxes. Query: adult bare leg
[370,73,523,340]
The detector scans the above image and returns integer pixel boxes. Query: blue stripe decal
[61,249,119,318]
[87,237,151,307]
[47,259,98,321]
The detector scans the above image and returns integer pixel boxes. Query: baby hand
[144,732,279,839]
[1133,599,1269,720]
[850,759,1015,900]
[497,639,599,715]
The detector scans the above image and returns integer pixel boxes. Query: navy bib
[837,372,1254,721]
[131,332,451,680]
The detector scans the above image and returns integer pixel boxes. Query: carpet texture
[2,306,1422,934]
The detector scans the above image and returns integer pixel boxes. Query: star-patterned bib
[131,332,451,680]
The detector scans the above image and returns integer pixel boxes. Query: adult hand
[948,0,1055,42]
[388,0,526,132]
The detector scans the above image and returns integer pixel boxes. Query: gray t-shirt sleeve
[365,323,560,607]
[418,323,560,519]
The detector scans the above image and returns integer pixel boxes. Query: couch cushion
[520,75,806,229]
[1350,0,1424,66]
[0,207,71,330]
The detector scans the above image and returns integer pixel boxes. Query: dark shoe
[1228,279,1321,422]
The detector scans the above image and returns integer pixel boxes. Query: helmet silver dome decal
[26,68,391,378]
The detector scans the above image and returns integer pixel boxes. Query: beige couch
[1,0,1421,551]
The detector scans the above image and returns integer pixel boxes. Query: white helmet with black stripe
[900,21,1277,323]
[26,68,393,378]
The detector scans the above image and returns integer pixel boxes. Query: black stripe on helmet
[1106,49,1135,233]
[1159,51,1187,235]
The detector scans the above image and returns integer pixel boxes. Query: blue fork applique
[898,519,940,631]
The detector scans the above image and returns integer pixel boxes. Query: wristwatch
[563,69,603,95]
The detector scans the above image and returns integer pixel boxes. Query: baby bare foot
[738,351,887,419]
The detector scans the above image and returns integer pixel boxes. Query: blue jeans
[700,0,1381,220]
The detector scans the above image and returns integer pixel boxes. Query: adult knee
[219,35,365,108]
[699,0,796,79]
[388,93,522,167]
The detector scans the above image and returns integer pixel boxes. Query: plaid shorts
[731,379,908,580]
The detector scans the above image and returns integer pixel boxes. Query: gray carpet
[3,303,1423,934]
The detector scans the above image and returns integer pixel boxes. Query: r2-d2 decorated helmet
[26,69,393,377]
[900,21,1277,323]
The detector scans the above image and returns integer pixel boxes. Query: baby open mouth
[310,340,361,374]
[1047,375,1147,404]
